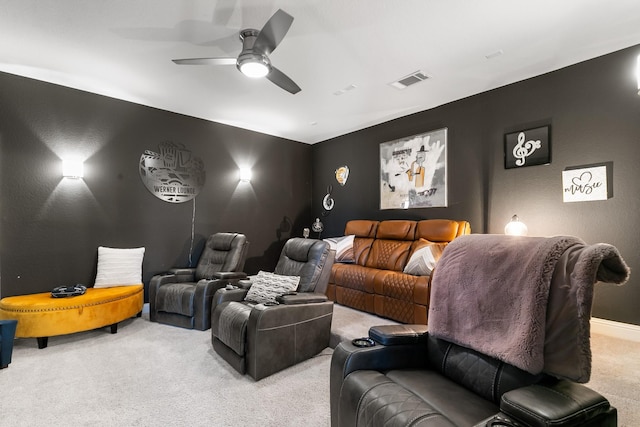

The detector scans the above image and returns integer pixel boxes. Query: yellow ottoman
[0,285,143,348]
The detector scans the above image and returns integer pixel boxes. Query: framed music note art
[504,126,551,169]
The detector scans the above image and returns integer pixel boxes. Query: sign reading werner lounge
[139,142,206,203]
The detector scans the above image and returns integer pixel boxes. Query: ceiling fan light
[240,61,269,78]
[237,51,270,78]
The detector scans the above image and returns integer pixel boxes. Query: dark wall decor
[504,126,551,169]
[320,165,349,219]
[322,184,335,212]
[380,128,448,209]
[139,141,206,203]
[335,165,349,186]
[313,44,640,326]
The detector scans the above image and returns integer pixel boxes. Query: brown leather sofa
[326,219,470,324]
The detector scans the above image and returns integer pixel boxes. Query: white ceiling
[2,0,640,144]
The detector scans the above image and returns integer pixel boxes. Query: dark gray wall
[0,72,312,300]
[312,45,640,326]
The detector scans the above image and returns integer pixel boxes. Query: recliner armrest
[150,273,177,287]
[368,324,429,346]
[169,267,196,282]
[331,339,430,382]
[212,287,248,307]
[211,271,248,280]
[275,292,328,305]
[499,379,616,427]
[330,338,430,427]
[237,278,254,289]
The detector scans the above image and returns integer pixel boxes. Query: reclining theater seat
[331,234,629,427]
[211,238,335,380]
[329,219,470,324]
[149,232,249,331]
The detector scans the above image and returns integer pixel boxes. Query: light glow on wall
[637,54,640,95]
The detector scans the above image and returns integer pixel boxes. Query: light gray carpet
[329,303,399,348]
[1,304,638,426]
[2,311,332,427]
[586,332,640,427]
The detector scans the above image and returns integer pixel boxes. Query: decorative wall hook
[335,165,349,186]
[322,184,335,211]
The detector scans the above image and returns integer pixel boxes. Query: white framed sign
[562,165,607,203]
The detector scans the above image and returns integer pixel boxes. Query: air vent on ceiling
[390,70,430,90]
[334,84,357,96]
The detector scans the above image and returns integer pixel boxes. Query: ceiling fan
[172,9,301,94]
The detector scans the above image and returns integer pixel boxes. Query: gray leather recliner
[330,234,629,427]
[211,238,335,380]
[331,326,617,427]
[149,232,249,331]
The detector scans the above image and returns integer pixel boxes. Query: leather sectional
[326,219,470,324]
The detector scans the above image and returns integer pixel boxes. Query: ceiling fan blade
[266,66,301,94]
[253,9,293,56]
[172,57,236,65]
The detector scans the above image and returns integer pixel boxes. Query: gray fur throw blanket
[429,234,630,383]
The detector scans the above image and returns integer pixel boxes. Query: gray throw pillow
[244,271,300,304]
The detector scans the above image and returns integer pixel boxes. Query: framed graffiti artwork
[379,128,447,209]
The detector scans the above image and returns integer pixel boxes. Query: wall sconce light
[62,158,84,179]
[637,54,640,95]
[504,214,528,236]
[239,167,252,182]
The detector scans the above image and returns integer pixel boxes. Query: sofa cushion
[343,369,498,426]
[372,271,429,305]
[155,282,195,315]
[372,270,430,323]
[244,271,300,304]
[345,220,378,238]
[94,246,145,288]
[365,239,412,271]
[195,232,248,280]
[416,219,467,242]
[324,235,355,263]
[404,241,447,276]
[387,370,500,425]
[333,264,377,294]
[273,238,331,293]
[352,237,375,266]
[375,220,416,240]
